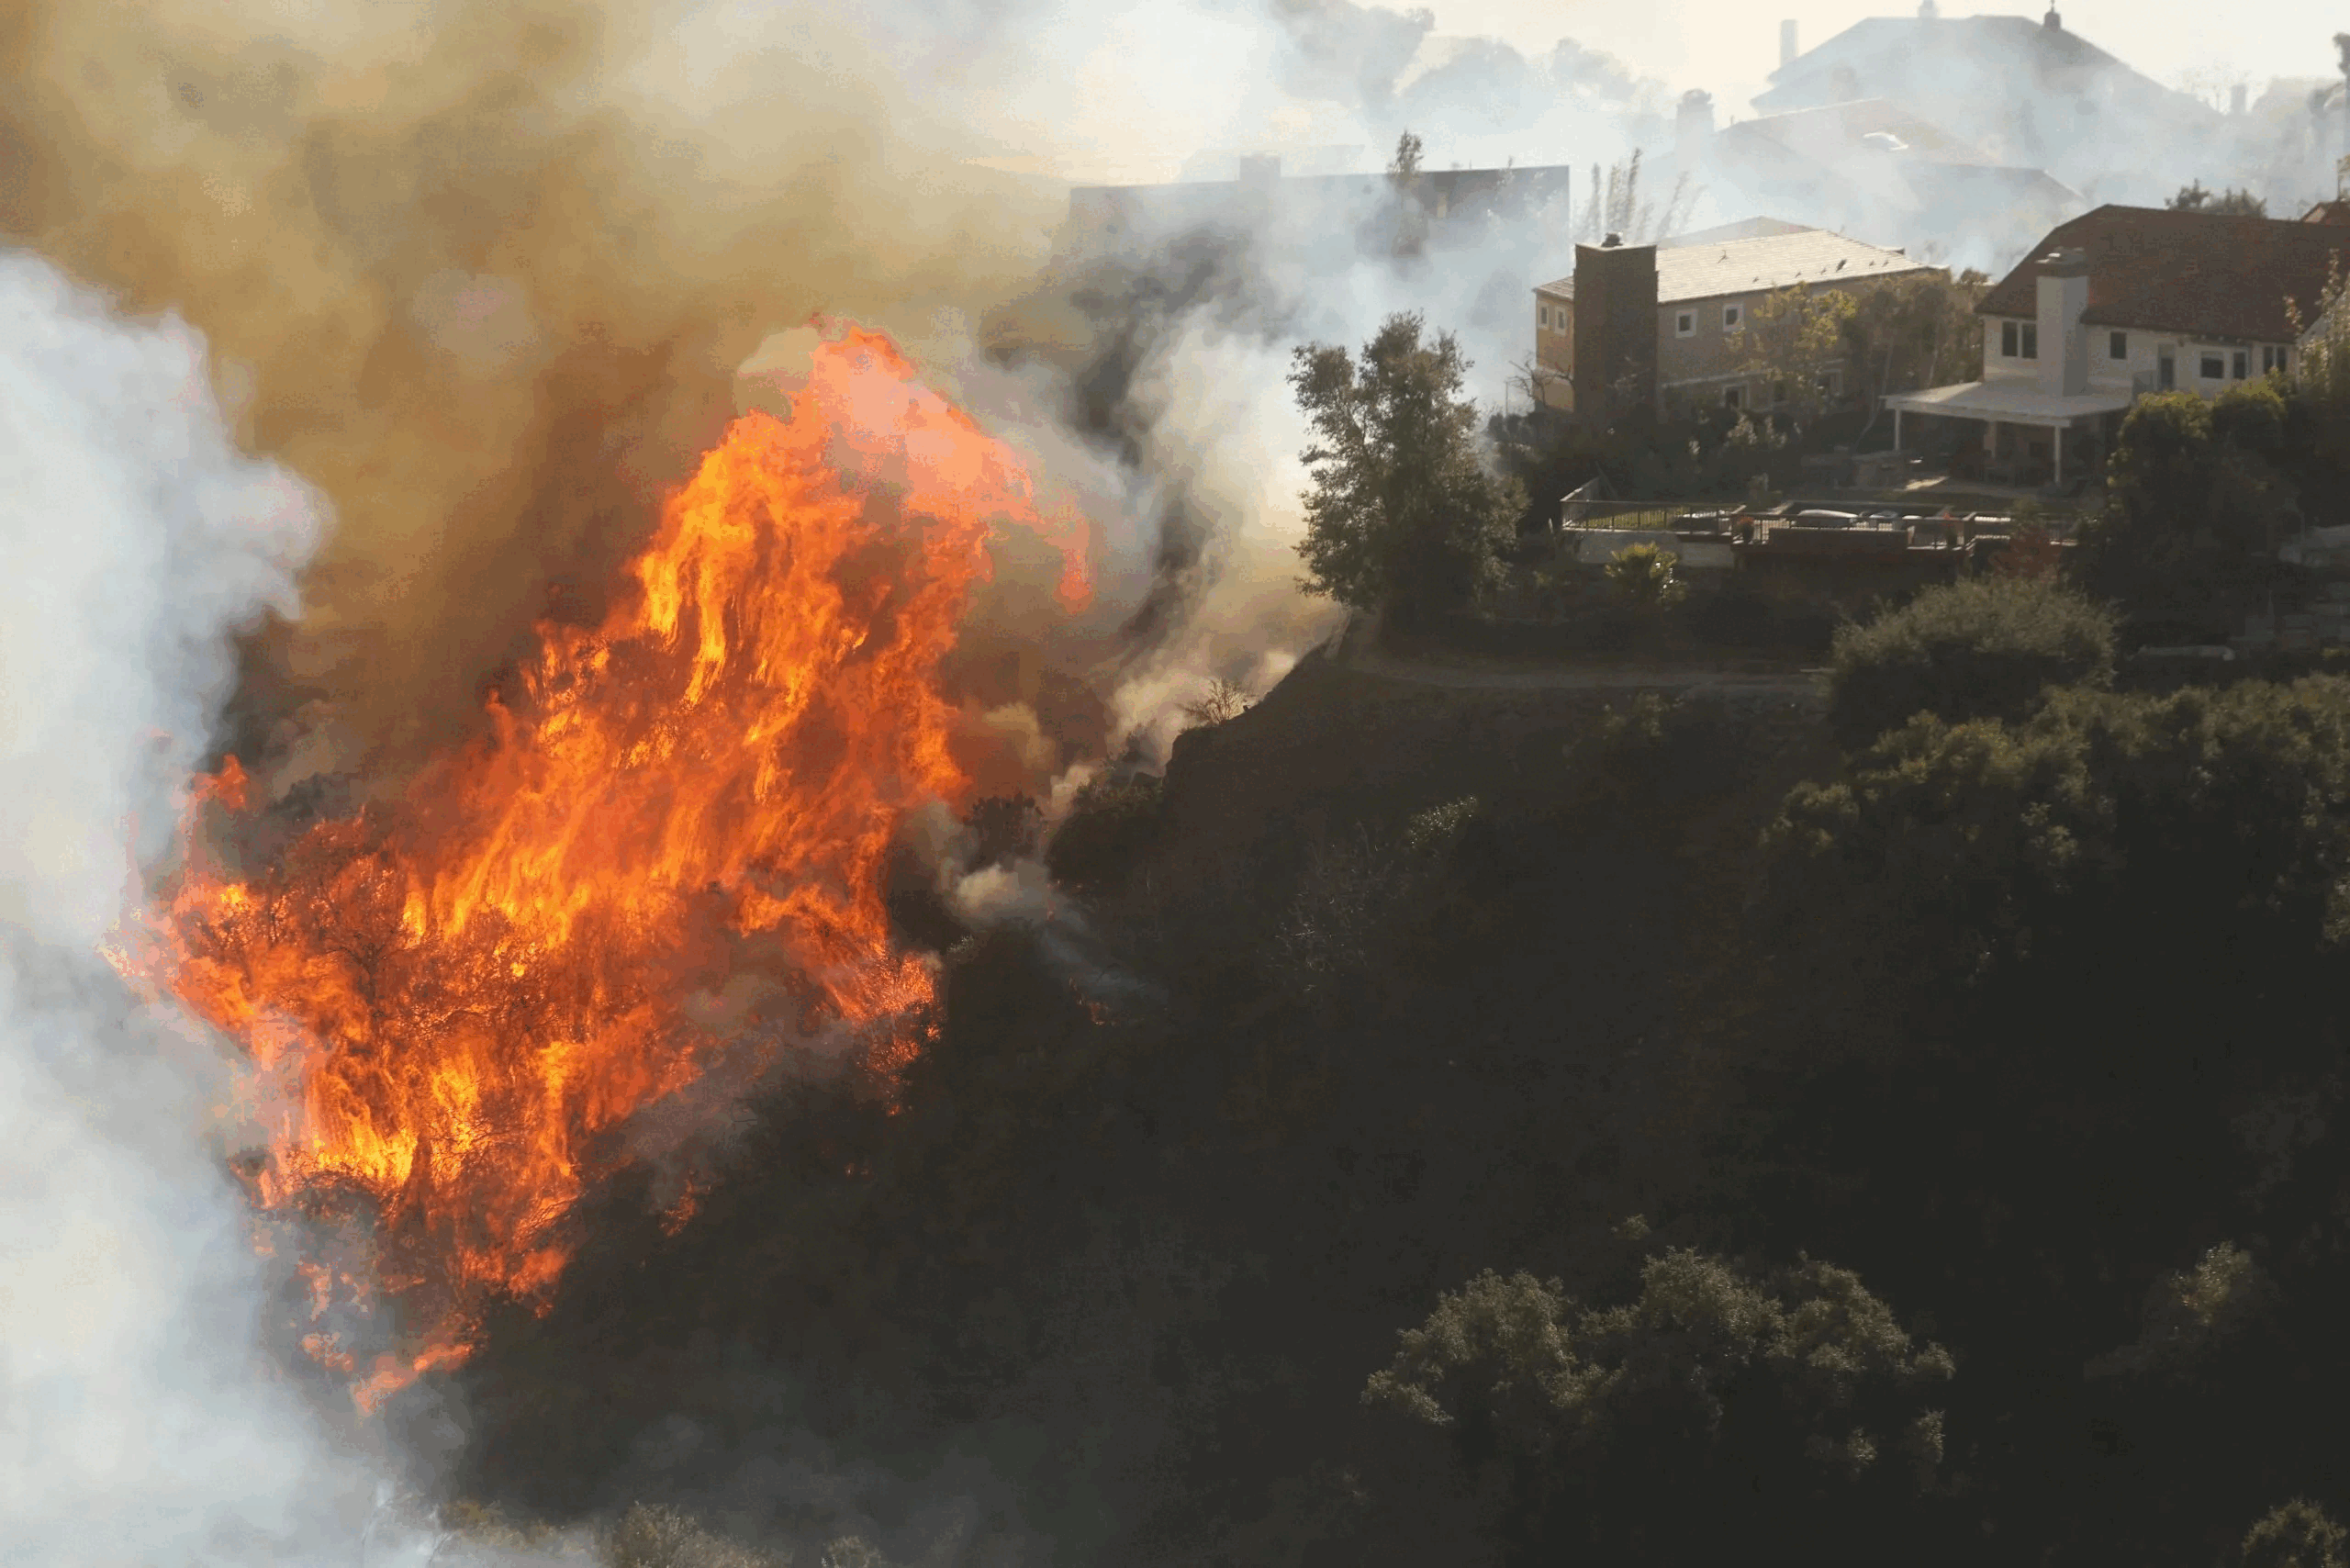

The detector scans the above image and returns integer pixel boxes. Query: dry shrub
[607,1504,786,1568]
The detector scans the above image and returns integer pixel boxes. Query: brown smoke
[0,0,1064,764]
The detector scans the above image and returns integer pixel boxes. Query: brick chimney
[1572,240,1659,420]
[1918,0,1939,15]
[1780,19,1797,70]
[2043,6,2062,28]
[2036,246,2089,398]
[1675,89,1715,167]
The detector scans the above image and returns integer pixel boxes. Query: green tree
[2283,255,2350,516]
[1604,541,1686,607]
[1843,269,1989,440]
[2168,180,2268,217]
[2077,386,2294,636]
[1737,280,1859,422]
[1290,312,1525,625]
[1364,1250,1953,1560]
[1821,576,2117,751]
[1767,678,2350,1021]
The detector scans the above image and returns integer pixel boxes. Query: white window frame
[1675,309,1696,338]
[1722,384,1744,409]
[2232,349,2248,380]
[2020,322,2038,360]
[2002,319,2020,358]
[2199,352,2226,381]
[1539,306,1550,330]
[1721,303,1744,333]
[2109,330,2128,360]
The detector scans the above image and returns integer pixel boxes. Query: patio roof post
[2054,423,2064,487]
[1894,406,1904,452]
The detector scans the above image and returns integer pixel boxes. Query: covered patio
[1881,381,2136,488]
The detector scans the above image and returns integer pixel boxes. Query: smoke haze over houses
[1418,2,2350,127]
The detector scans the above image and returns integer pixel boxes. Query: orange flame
[116,324,1089,1401]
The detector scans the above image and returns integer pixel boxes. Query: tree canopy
[2077,386,2296,637]
[1290,312,1523,625]
[2167,180,2267,217]
[1820,575,2118,750]
[1365,1249,1953,1561]
[1735,280,1857,422]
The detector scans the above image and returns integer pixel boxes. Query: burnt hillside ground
[442,646,1841,1566]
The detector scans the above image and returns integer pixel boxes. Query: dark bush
[1044,772,1164,893]
[1823,576,2118,750]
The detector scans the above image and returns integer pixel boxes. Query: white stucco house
[1883,204,2350,487]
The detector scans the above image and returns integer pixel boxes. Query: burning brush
[108,324,1092,1409]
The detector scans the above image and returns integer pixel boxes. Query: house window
[1723,384,1744,409]
[2264,345,2290,375]
[1539,306,1550,329]
[2002,320,2019,357]
[2109,331,2128,360]
[1772,379,1787,405]
[2200,353,2226,380]
[2232,350,2248,379]
[1722,303,1744,332]
[1676,310,1696,338]
[2020,323,2038,359]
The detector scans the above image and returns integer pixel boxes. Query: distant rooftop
[1724,97,1998,167]
[1756,13,2214,122]
[1658,217,1814,248]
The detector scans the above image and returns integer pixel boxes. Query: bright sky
[1436,0,2349,117]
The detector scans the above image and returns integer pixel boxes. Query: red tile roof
[1976,205,2350,343]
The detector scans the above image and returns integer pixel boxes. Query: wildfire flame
[114,325,1089,1406]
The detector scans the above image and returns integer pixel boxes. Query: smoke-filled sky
[1427,2,2349,123]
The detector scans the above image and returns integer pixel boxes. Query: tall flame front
[116,326,1089,1406]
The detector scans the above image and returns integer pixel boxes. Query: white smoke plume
[0,251,433,1564]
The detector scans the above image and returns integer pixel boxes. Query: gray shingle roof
[1652,230,1933,303]
[1537,222,1930,301]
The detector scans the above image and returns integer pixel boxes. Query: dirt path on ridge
[1338,644,1826,701]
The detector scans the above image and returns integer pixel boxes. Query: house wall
[1983,314,2295,396]
[1655,292,1765,394]
[1533,258,1931,416]
[1535,286,1574,409]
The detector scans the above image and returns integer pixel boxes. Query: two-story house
[1882,206,2350,486]
[1532,219,1938,418]
[1753,6,2220,198]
